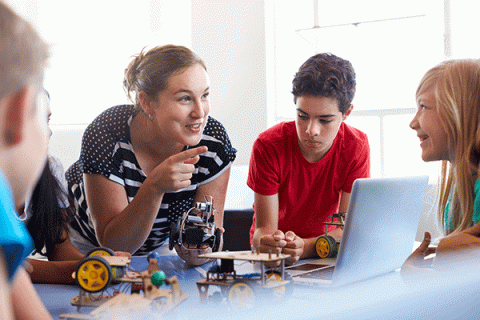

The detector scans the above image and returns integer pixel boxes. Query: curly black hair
[292,53,356,114]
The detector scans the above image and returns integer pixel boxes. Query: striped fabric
[66,105,236,255]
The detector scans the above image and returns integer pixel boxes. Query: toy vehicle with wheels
[196,250,293,310]
[75,247,129,293]
[315,212,345,258]
[62,249,186,319]
[169,195,222,252]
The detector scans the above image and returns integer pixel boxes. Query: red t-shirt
[247,121,370,241]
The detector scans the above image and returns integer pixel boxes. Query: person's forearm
[0,249,14,320]
[97,178,164,253]
[252,227,275,249]
[437,232,480,255]
[27,259,77,284]
[50,232,85,261]
[301,237,319,259]
[327,226,343,239]
[11,268,53,320]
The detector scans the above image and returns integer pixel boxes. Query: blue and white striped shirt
[66,105,236,255]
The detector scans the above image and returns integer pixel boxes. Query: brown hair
[123,45,206,111]
[292,53,356,114]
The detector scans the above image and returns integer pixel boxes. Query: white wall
[50,1,269,168]
[46,0,267,209]
[191,0,268,166]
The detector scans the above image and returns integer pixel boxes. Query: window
[267,0,444,178]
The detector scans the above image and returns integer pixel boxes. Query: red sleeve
[247,137,281,196]
[342,133,371,193]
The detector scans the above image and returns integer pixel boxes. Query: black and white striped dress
[65,105,236,255]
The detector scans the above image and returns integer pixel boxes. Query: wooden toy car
[315,212,345,258]
[60,250,186,319]
[196,250,293,310]
[74,247,128,293]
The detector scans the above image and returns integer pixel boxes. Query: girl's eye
[298,114,308,120]
[202,92,210,99]
[420,104,427,110]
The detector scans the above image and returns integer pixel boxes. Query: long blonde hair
[416,59,480,234]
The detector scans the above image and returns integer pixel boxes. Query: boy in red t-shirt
[248,53,370,265]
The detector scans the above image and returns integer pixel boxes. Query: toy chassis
[315,212,345,258]
[59,249,186,319]
[196,250,293,309]
[169,196,222,252]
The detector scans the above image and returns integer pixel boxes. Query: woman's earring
[148,114,154,121]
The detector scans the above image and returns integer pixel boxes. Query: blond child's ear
[0,86,32,147]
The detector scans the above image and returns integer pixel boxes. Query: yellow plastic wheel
[86,247,121,280]
[267,271,282,281]
[267,271,286,298]
[228,282,255,310]
[87,247,115,257]
[315,235,338,258]
[75,256,112,293]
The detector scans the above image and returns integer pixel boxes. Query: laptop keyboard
[300,266,335,280]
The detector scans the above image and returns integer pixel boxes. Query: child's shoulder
[340,122,369,146]
[257,121,296,143]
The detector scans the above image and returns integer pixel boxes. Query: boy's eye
[202,92,210,99]
[319,119,332,124]
[298,114,308,120]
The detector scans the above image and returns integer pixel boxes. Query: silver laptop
[287,176,429,287]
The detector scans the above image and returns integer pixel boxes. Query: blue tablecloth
[35,254,480,320]
[35,255,208,319]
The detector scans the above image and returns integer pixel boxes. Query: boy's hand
[259,230,287,254]
[258,230,288,267]
[282,231,304,265]
[259,230,304,266]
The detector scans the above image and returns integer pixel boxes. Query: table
[35,253,480,320]
[35,254,207,319]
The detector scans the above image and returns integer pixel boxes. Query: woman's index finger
[174,146,208,162]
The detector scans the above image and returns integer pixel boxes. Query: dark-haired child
[248,53,370,265]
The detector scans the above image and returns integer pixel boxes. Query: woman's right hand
[149,146,208,193]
